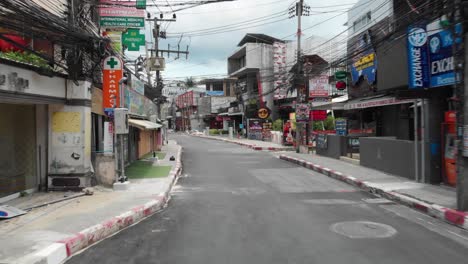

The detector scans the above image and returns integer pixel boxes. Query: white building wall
[347,0,393,38]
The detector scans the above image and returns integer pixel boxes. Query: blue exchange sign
[407,24,430,89]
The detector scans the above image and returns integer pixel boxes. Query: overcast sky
[127,0,358,82]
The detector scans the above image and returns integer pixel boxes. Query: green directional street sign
[122,29,145,51]
[136,0,147,9]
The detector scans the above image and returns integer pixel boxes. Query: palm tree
[184,77,195,88]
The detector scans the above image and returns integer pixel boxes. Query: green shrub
[272,119,283,131]
[0,51,52,70]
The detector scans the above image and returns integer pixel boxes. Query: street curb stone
[192,134,294,152]
[278,154,468,231]
[15,145,183,264]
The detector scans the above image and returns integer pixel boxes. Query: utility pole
[453,0,468,211]
[290,0,309,153]
[146,15,189,119]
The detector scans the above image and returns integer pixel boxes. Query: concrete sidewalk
[278,152,468,230]
[192,134,294,151]
[0,141,182,264]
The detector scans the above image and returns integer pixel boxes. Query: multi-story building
[338,0,453,184]
[175,87,206,131]
[0,0,105,198]
[228,34,282,121]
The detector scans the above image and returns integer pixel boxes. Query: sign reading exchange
[407,18,462,89]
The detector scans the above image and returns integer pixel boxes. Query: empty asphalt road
[68,134,468,263]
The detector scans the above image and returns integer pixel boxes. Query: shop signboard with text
[309,75,330,98]
[408,18,462,89]
[102,56,123,114]
[99,0,145,28]
[351,50,377,85]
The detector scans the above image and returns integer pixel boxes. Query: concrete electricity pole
[291,0,308,153]
[453,0,468,211]
[147,15,188,119]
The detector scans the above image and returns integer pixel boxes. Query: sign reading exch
[103,56,123,112]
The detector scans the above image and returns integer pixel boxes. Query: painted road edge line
[191,135,293,152]
[16,145,183,264]
[278,154,468,231]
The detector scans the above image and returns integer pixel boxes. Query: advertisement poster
[248,119,263,140]
[99,0,145,28]
[262,122,272,141]
[103,122,113,153]
[295,104,309,123]
[335,119,348,136]
[309,75,330,98]
[351,49,377,85]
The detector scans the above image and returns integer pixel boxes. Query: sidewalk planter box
[360,137,431,181]
[316,135,347,159]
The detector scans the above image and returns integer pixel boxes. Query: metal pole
[421,99,426,183]
[414,100,419,182]
[114,128,119,182]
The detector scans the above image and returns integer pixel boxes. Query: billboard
[99,0,145,29]
[309,75,330,98]
[407,18,462,89]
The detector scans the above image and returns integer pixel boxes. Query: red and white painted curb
[192,134,293,152]
[17,146,183,264]
[279,154,468,231]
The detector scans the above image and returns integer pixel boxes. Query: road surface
[68,134,468,263]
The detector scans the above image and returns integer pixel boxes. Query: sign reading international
[99,0,145,29]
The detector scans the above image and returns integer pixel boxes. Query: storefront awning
[228,112,243,116]
[344,95,414,110]
[129,119,163,130]
[310,95,348,110]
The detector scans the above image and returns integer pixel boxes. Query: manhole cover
[330,221,397,239]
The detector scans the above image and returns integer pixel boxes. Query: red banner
[310,110,327,121]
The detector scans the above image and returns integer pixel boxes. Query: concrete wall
[360,137,431,181]
[94,154,115,187]
[347,0,393,38]
[316,135,347,159]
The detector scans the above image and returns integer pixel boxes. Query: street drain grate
[330,221,397,239]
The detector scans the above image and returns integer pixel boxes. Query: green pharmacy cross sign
[136,0,147,9]
[122,29,145,51]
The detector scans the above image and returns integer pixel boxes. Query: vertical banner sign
[103,56,123,113]
[103,122,114,153]
[407,23,430,89]
[427,19,459,88]
[273,42,288,99]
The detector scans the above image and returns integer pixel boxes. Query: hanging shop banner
[122,28,145,51]
[408,18,462,89]
[309,75,330,98]
[99,0,145,28]
[102,56,123,111]
[351,49,377,85]
[295,104,309,123]
[407,23,430,89]
[310,110,327,121]
[131,75,145,95]
[427,19,461,88]
[273,41,288,100]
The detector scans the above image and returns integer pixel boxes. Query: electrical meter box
[114,108,129,134]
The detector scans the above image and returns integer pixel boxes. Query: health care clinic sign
[408,18,462,89]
